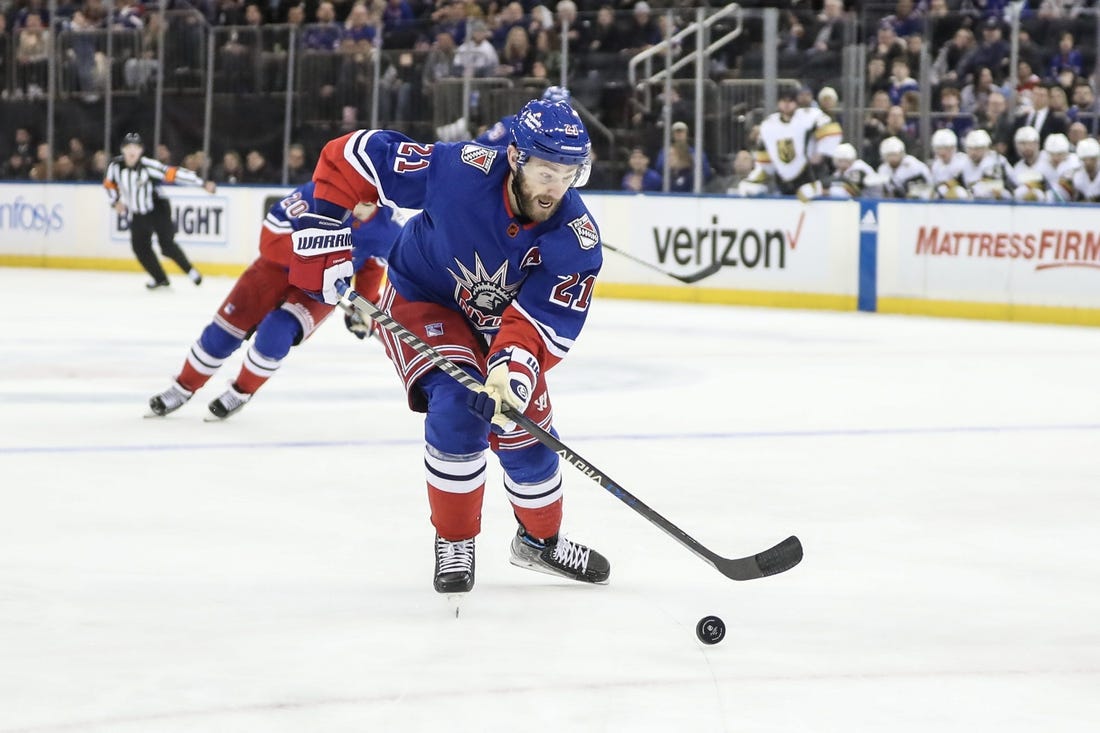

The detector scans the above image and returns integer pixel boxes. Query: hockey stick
[602,242,724,285]
[336,282,802,581]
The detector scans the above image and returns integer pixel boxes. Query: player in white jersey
[958,129,1015,200]
[1011,126,1056,202]
[826,143,884,198]
[877,136,934,199]
[1070,137,1100,201]
[739,87,842,200]
[929,128,970,199]
[1043,133,1080,200]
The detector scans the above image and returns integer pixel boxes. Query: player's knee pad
[496,429,559,485]
[198,321,244,359]
[253,308,302,361]
[421,370,490,456]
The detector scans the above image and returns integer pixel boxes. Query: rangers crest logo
[460,144,496,174]
[568,214,599,250]
[564,124,580,138]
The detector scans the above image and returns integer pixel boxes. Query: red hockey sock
[428,483,485,541]
[176,361,211,394]
[513,498,563,542]
[233,365,269,395]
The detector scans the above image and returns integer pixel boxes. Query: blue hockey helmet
[540,85,571,104]
[510,99,591,186]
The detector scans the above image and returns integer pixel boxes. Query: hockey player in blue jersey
[473,85,571,147]
[147,181,401,420]
[289,98,610,594]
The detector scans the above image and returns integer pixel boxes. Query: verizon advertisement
[877,202,1100,308]
[593,195,860,296]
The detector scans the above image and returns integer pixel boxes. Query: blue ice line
[1,423,1098,456]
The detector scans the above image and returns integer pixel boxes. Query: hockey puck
[696,615,726,645]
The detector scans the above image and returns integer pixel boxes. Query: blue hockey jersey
[313,130,602,366]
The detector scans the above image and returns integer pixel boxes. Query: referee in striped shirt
[103,133,217,289]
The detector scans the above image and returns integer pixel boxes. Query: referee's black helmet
[121,132,143,148]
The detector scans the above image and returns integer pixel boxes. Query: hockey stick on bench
[602,242,724,285]
[336,282,802,581]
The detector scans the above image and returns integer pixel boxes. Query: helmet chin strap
[509,166,533,222]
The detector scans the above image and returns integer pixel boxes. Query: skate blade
[509,556,610,585]
[446,593,464,619]
[203,414,228,423]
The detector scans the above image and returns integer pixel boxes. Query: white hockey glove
[288,213,354,305]
[466,346,540,433]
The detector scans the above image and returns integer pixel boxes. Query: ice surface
[1,268,1098,732]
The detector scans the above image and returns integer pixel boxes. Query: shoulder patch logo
[460,144,497,174]
[568,214,599,250]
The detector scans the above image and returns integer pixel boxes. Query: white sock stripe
[504,470,563,509]
[424,449,486,494]
[212,314,248,340]
[186,341,224,376]
[244,345,282,375]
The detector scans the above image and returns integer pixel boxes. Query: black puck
[696,615,726,645]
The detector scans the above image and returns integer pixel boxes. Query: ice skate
[206,384,251,421]
[510,527,610,585]
[145,278,170,290]
[434,535,475,594]
[147,382,192,417]
[188,268,203,285]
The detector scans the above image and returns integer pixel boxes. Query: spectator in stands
[15,12,50,99]
[87,149,109,181]
[554,0,587,58]
[430,0,468,46]
[9,128,36,170]
[335,1,378,123]
[803,0,845,77]
[1049,84,1072,121]
[1016,59,1041,95]
[961,66,1002,116]
[887,58,919,106]
[868,20,906,69]
[621,147,661,193]
[882,0,922,38]
[621,1,660,56]
[587,5,624,56]
[422,30,458,85]
[931,27,974,87]
[243,149,275,182]
[655,121,712,186]
[981,91,1016,159]
[958,17,1009,84]
[937,86,974,139]
[885,104,920,159]
[925,0,960,51]
[498,25,535,77]
[706,150,754,195]
[1017,84,1068,145]
[212,150,245,183]
[663,140,698,193]
[54,154,79,181]
[1071,80,1100,132]
[381,0,415,47]
[1048,32,1084,81]
[155,143,173,166]
[67,137,90,178]
[455,19,499,77]
[866,57,890,96]
[379,49,418,124]
[219,3,263,92]
[302,1,342,51]
[491,2,525,49]
[285,143,312,184]
[1,152,33,180]
[29,142,51,180]
[1068,121,1089,149]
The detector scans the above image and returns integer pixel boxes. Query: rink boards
[2,182,1099,326]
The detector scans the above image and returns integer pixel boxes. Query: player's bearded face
[513,157,578,222]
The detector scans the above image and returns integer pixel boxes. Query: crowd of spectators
[4,0,1100,199]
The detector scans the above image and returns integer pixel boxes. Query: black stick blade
[713,535,803,581]
[755,536,803,577]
